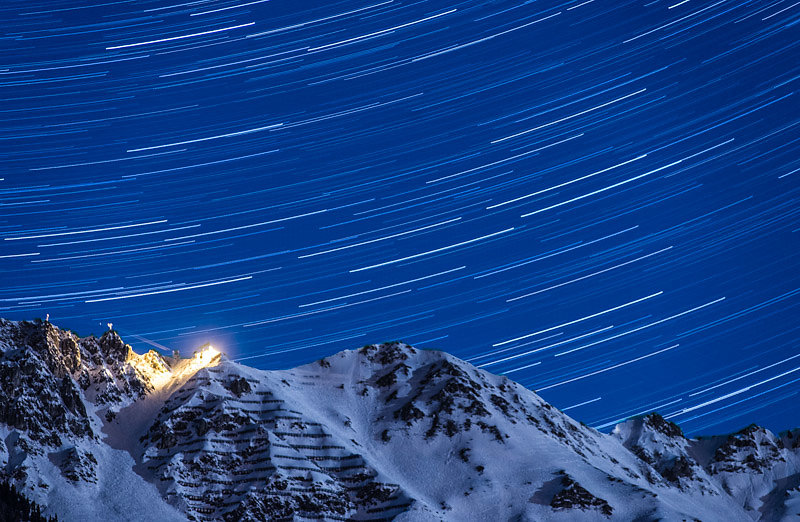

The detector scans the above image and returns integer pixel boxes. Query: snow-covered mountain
[1,318,799,521]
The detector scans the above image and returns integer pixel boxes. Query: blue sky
[1,0,799,436]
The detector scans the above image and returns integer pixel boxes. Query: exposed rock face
[710,424,784,474]
[612,413,717,491]
[0,319,163,457]
[0,319,173,508]
[550,474,613,517]
[1,319,800,521]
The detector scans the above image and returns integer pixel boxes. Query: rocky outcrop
[550,473,613,517]
[0,319,166,487]
[1,320,800,521]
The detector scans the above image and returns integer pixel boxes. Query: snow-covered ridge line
[1,317,799,521]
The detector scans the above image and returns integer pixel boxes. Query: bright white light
[196,345,220,364]
[184,344,221,373]
[125,343,222,394]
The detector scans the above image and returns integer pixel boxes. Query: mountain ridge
[1,317,799,521]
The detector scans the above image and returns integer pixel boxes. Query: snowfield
[1,318,799,521]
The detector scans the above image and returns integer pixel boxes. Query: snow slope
[1,318,799,521]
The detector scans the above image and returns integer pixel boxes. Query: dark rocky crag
[0,318,163,485]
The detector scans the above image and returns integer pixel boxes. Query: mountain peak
[1,320,800,521]
[356,340,417,364]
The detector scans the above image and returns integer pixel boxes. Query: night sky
[2,0,799,437]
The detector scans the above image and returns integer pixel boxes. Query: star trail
[1,0,798,436]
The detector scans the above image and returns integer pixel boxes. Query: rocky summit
[1,318,799,521]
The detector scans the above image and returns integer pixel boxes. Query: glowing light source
[182,343,222,375]
[196,344,220,365]
[127,343,222,393]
